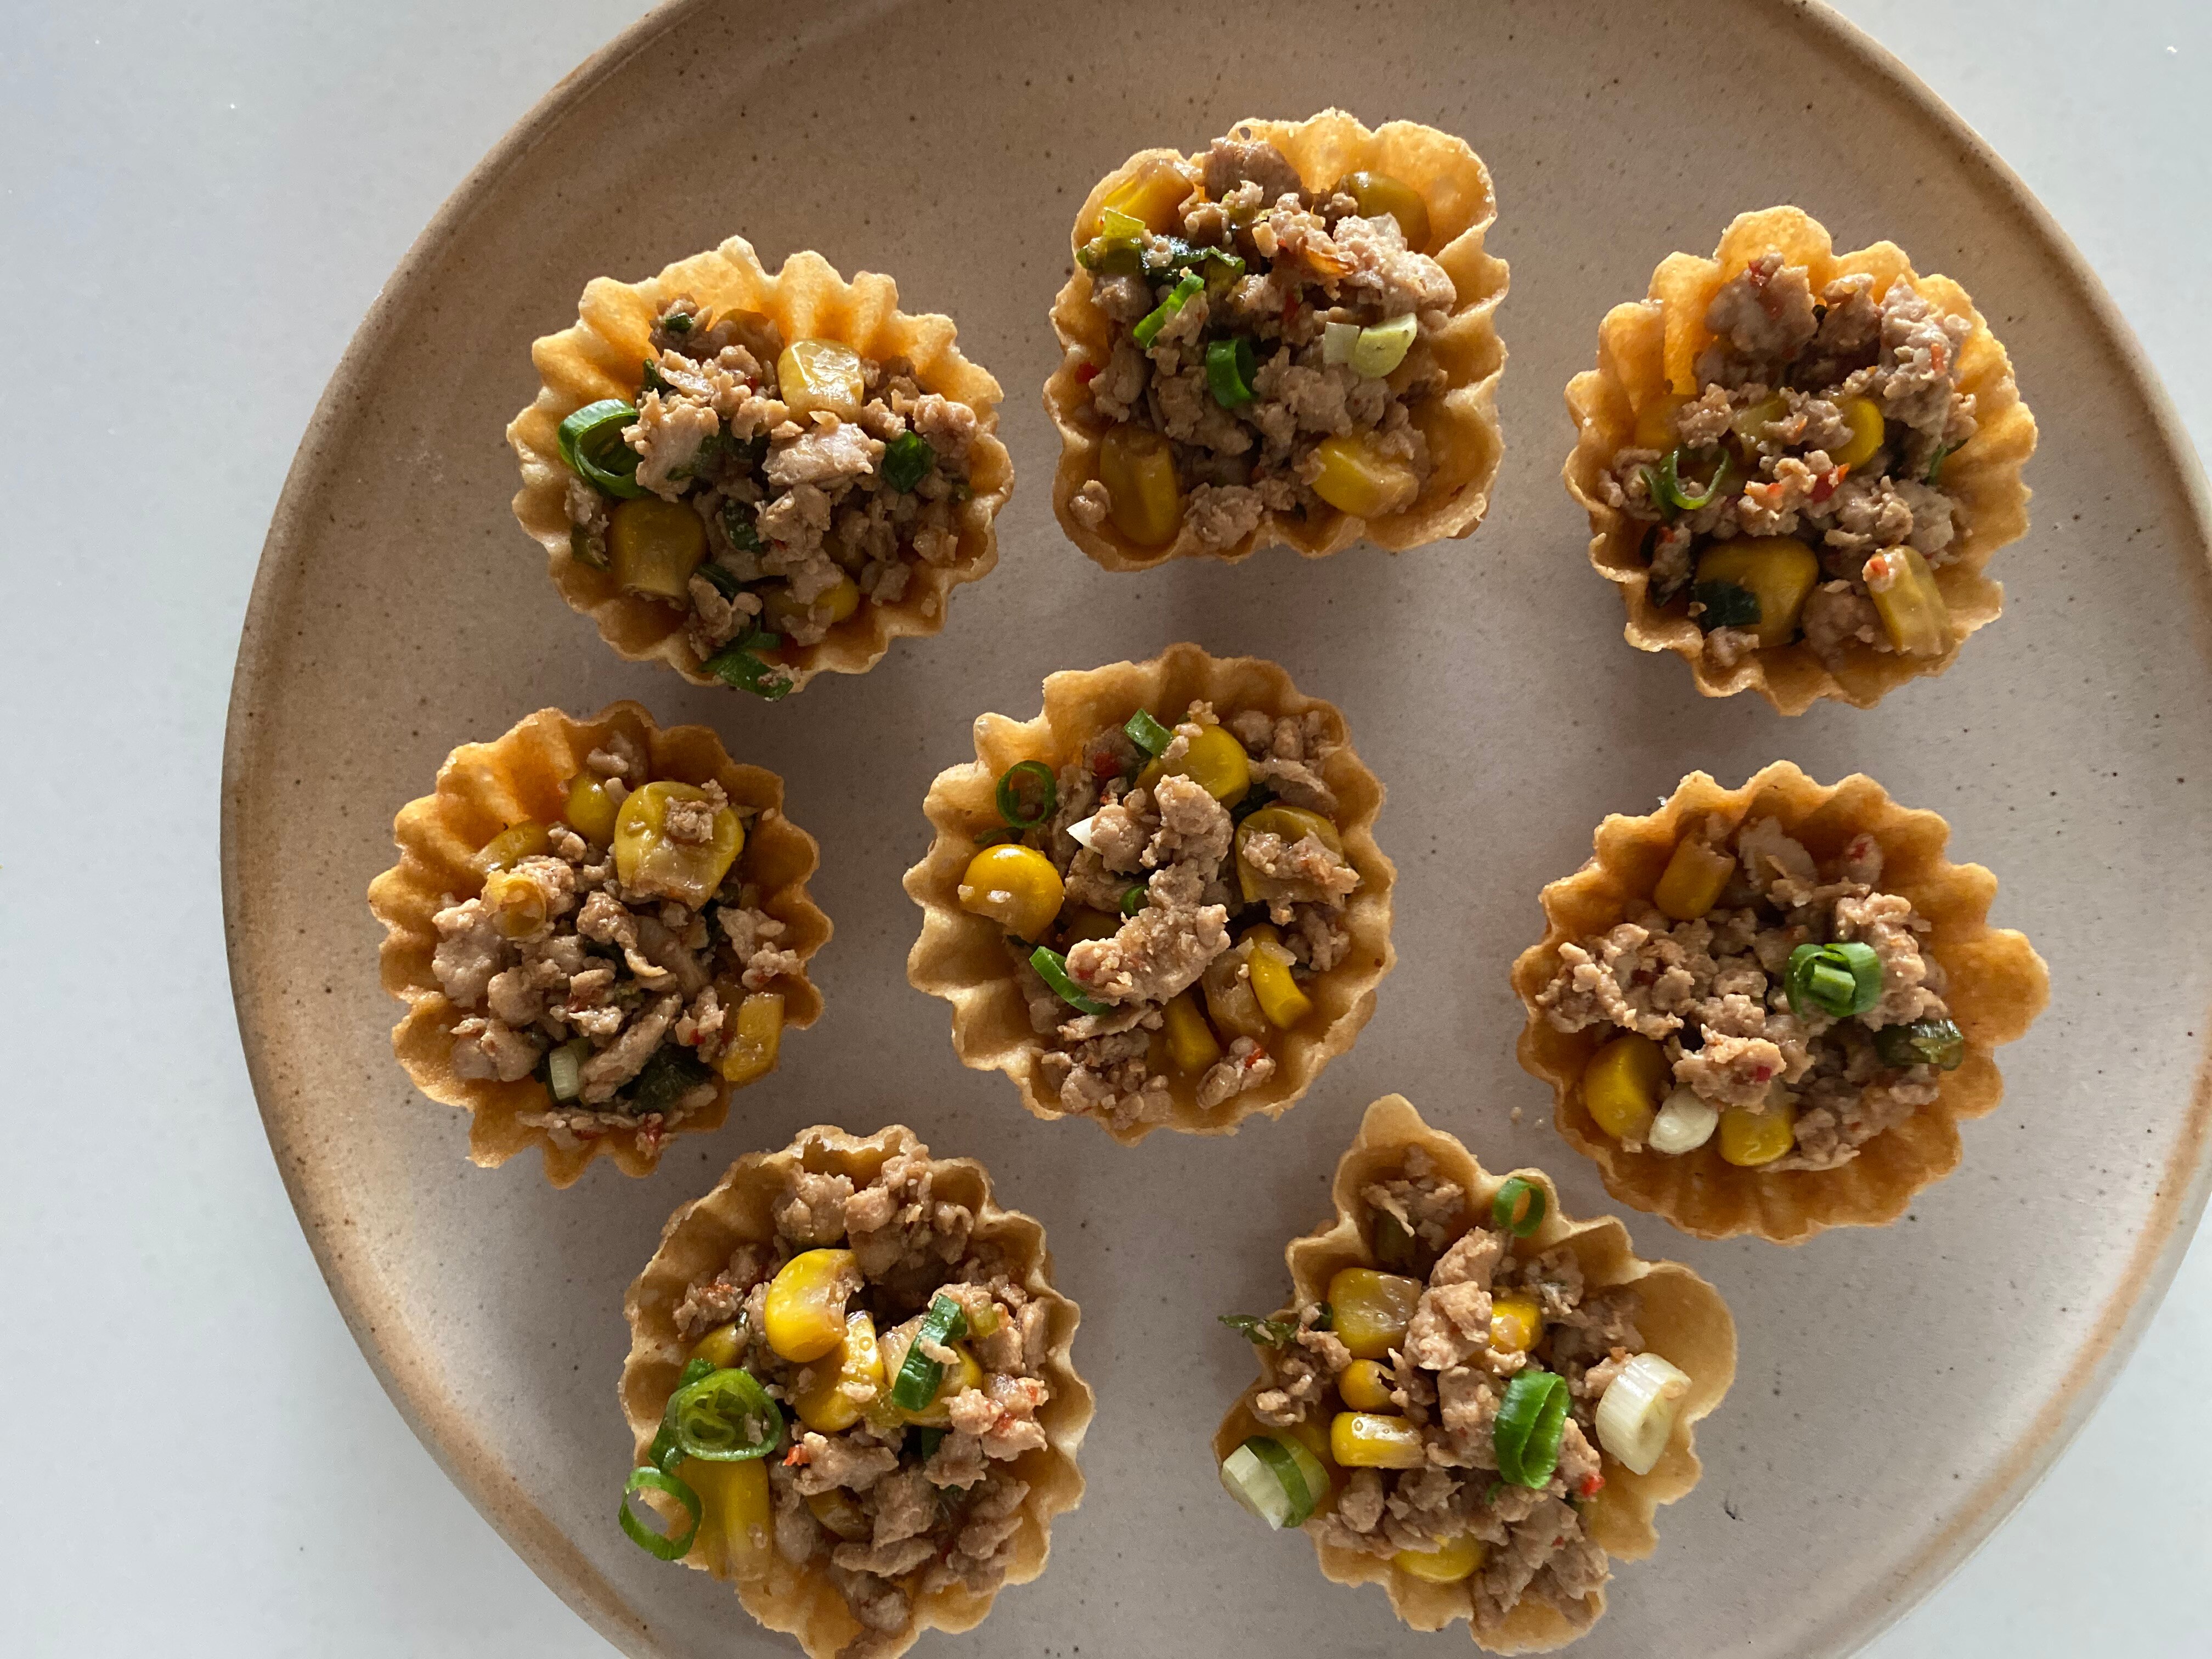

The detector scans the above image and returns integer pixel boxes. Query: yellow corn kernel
[1310,432,1419,520]
[1135,722,1251,806]
[1243,925,1315,1029]
[1098,424,1184,546]
[804,1487,872,1543]
[608,495,708,600]
[1060,906,1123,946]
[691,1321,745,1372]
[1394,1533,1488,1585]
[1489,1294,1543,1356]
[1730,392,1790,446]
[718,991,783,1086]
[1653,837,1738,923]
[563,776,620,845]
[1694,536,1820,647]
[613,780,744,907]
[793,1311,884,1434]
[471,820,550,878]
[1634,393,1689,453]
[687,1458,773,1580]
[1330,1411,1426,1469]
[1163,990,1223,1074]
[819,574,860,625]
[1101,156,1195,231]
[1328,1267,1425,1360]
[1339,1358,1396,1412]
[1832,396,1885,469]
[957,843,1065,941]
[1332,170,1431,252]
[1201,942,1269,1042]
[1864,545,1952,657]
[1718,1101,1798,1166]
[479,867,550,939]
[1582,1032,1669,1143]
[763,1249,861,1363]
[776,338,865,424]
[1235,804,1345,906]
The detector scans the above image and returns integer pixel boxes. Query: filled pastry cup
[1511,762,2048,1242]
[508,234,1013,698]
[1212,1094,1735,1652]
[366,702,828,1186]
[618,1123,1091,1659]
[1564,206,2035,713]
[1046,109,1508,571]
[905,642,1395,1144]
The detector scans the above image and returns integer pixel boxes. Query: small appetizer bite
[618,1125,1090,1659]
[905,644,1394,1142]
[1046,109,1508,569]
[509,235,1013,698]
[367,703,828,1185]
[1511,763,2047,1242]
[1215,1095,1734,1651]
[1565,206,2034,712]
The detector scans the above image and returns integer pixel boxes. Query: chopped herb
[883,431,936,493]
[695,561,744,600]
[1926,440,1962,484]
[704,645,794,702]
[1219,1313,1299,1347]
[661,311,694,336]
[720,498,764,552]
[1691,580,1761,630]
[568,523,607,570]
[1875,1017,1967,1071]
[623,1046,713,1118]
[1120,885,1147,917]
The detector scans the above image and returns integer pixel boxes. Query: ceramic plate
[222,1,2212,1654]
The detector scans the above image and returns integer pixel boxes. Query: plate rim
[219,1,2212,1654]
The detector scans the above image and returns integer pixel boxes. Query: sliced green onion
[619,1465,701,1560]
[1322,320,1362,366]
[694,561,744,600]
[1030,946,1110,1016]
[995,760,1058,829]
[1593,1351,1692,1476]
[1372,1211,1415,1270]
[1494,1368,1570,1488]
[557,399,648,499]
[883,431,935,493]
[1875,1017,1966,1070]
[659,309,695,336]
[678,1357,717,1390]
[1131,272,1205,349]
[1312,1302,1334,1332]
[568,523,607,570]
[545,1037,591,1102]
[1077,207,1150,275]
[646,1419,685,1474]
[1656,447,1731,513]
[890,1293,970,1413]
[1638,462,1676,523]
[1124,709,1174,756]
[1218,1313,1298,1347]
[912,1426,947,1464]
[1120,885,1147,917]
[1692,579,1761,630]
[1206,337,1258,408]
[1220,1434,1325,1530]
[720,498,764,552]
[1350,312,1418,379]
[1491,1177,1545,1238]
[1926,440,1961,485]
[1786,941,1884,1020]
[623,1046,713,1118]
[704,644,794,702]
[669,1367,782,1462]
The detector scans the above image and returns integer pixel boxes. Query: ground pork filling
[1534,814,1958,1172]
[427,731,800,1152]
[962,701,1362,1132]
[1242,1151,1641,1631]
[1598,250,1979,668]
[1070,133,1460,551]
[664,1147,1057,1653]
[561,296,978,695]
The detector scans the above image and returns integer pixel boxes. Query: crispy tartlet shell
[619,1124,1092,1659]
[1562,206,2036,713]
[507,235,1014,694]
[1510,762,2049,1242]
[366,702,830,1186]
[1046,109,1509,570]
[904,643,1395,1144]
[1212,1094,1736,1652]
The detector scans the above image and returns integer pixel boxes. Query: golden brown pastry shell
[1046,109,1508,571]
[904,642,1395,1145]
[365,701,830,1186]
[507,235,1014,694]
[1212,1094,1736,1652]
[1562,206,2036,713]
[1510,761,2049,1242]
[619,1123,1091,1659]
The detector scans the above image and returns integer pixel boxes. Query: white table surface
[4,1,2204,1652]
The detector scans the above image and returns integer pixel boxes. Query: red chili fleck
[1578,1473,1606,1498]
[783,1446,809,1466]
[1750,1065,1775,1084]
[1091,752,1124,780]
[1075,361,1099,383]
[1809,462,1849,504]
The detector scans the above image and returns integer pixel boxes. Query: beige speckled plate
[222,2,2212,1656]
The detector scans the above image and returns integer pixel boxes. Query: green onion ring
[995,760,1058,829]
[1030,945,1110,1016]
[1494,1368,1570,1488]
[677,1356,716,1390]
[1657,446,1731,513]
[1124,709,1174,757]
[669,1367,783,1462]
[1205,337,1257,409]
[1491,1177,1545,1238]
[1875,1016,1966,1070]
[618,1465,701,1560]
[1786,941,1883,1020]
[1120,885,1147,917]
[557,399,648,499]
[890,1293,970,1413]
[1131,271,1205,349]
[703,644,794,702]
